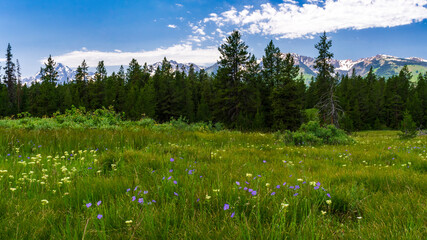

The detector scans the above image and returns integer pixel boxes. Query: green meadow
[0,125,426,239]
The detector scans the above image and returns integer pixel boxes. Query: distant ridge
[23,54,427,84]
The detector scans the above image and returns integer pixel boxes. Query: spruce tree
[39,55,59,115]
[214,30,250,127]
[3,43,17,113]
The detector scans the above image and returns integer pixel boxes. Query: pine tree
[313,32,341,126]
[3,43,17,114]
[75,60,89,107]
[214,30,250,127]
[39,55,59,115]
[16,59,22,113]
[270,53,303,130]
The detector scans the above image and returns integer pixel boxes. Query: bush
[278,121,354,146]
[399,111,418,139]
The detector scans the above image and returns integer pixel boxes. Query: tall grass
[0,128,425,239]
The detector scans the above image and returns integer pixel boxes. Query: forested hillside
[1,32,426,131]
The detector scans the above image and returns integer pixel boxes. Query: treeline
[0,31,426,131]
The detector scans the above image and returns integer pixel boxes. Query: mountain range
[23,54,427,85]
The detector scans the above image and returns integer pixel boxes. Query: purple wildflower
[314,186,319,190]
[263,160,266,163]
[132,196,136,201]
[283,182,287,186]
[289,186,294,189]
[236,181,240,185]
[88,167,92,170]
[169,169,173,172]
[224,204,229,210]
[144,191,148,194]
[248,189,253,193]
[295,185,300,189]
[86,203,92,208]
[170,158,174,162]
[258,175,261,177]
[97,214,103,219]
[251,191,257,196]
[197,198,200,202]
[168,176,172,180]
[138,198,144,204]
[271,192,276,196]
[244,187,248,191]
[276,185,280,189]
[174,192,178,196]
[97,201,102,206]
[134,186,138,191]
[293,193,298,196]
[231,212,235,218]
[316,182,321,186]
[173,180,177,184]
[327,193,331,198]
[152,200,156,203]
[127,188,130,192]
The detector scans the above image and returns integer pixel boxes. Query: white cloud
[203,0,427,39]
[168,24,177,29]
[176,3,183,7]
[43,44,220,68]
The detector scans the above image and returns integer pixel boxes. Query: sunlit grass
[0,128,425,239]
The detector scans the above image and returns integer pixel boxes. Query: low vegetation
[0,124,425,239]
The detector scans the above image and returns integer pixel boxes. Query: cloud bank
[203,0,427,39]
[43,44,219,68]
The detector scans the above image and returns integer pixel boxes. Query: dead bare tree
[316,82,343,127]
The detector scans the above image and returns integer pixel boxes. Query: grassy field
[0,127,425,239]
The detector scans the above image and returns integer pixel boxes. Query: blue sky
[1,0,427,77]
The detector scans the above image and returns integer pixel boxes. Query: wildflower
[144,191,148,194]
[230,212,235,218]
[86,203,92,208]
[243,187,248,191]
[127,188,130,192]
[10,188,16,192]
[213,189,220,192]
[173,180,177,184]
[251,191,257,196]
[170,158,174,162]
[271,192,276,196]
[138,198,144,204]
[132,196,136,201]
[224,204,229,210]
[97,214,103,219]
[174,192,178,196]
[169,169,173,172]
[263,160,266,163]
[41,199,49,205]
[236,181,240,185]
[276,185,280,189]
[266,183,270,187]
[326,193,331,198]
[134,186,138,191]
[248,189,253,193]
[283,182,286,186]
[297,178,303,182]
[97,201,102,206]
[321,210,326,215]
[125,220,133,225]
[326,200,332,205]
[246,173,252,177]
[295,185,300,189]
[281,203,289,209]
[357,216,362,220]
[314,186,319,190]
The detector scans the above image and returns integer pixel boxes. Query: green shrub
[279,121,354,146]
[399,111,418,139]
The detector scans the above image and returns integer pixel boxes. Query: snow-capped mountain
[150,60,203,75]
[22,54,427,85]
[22,63,94,85]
